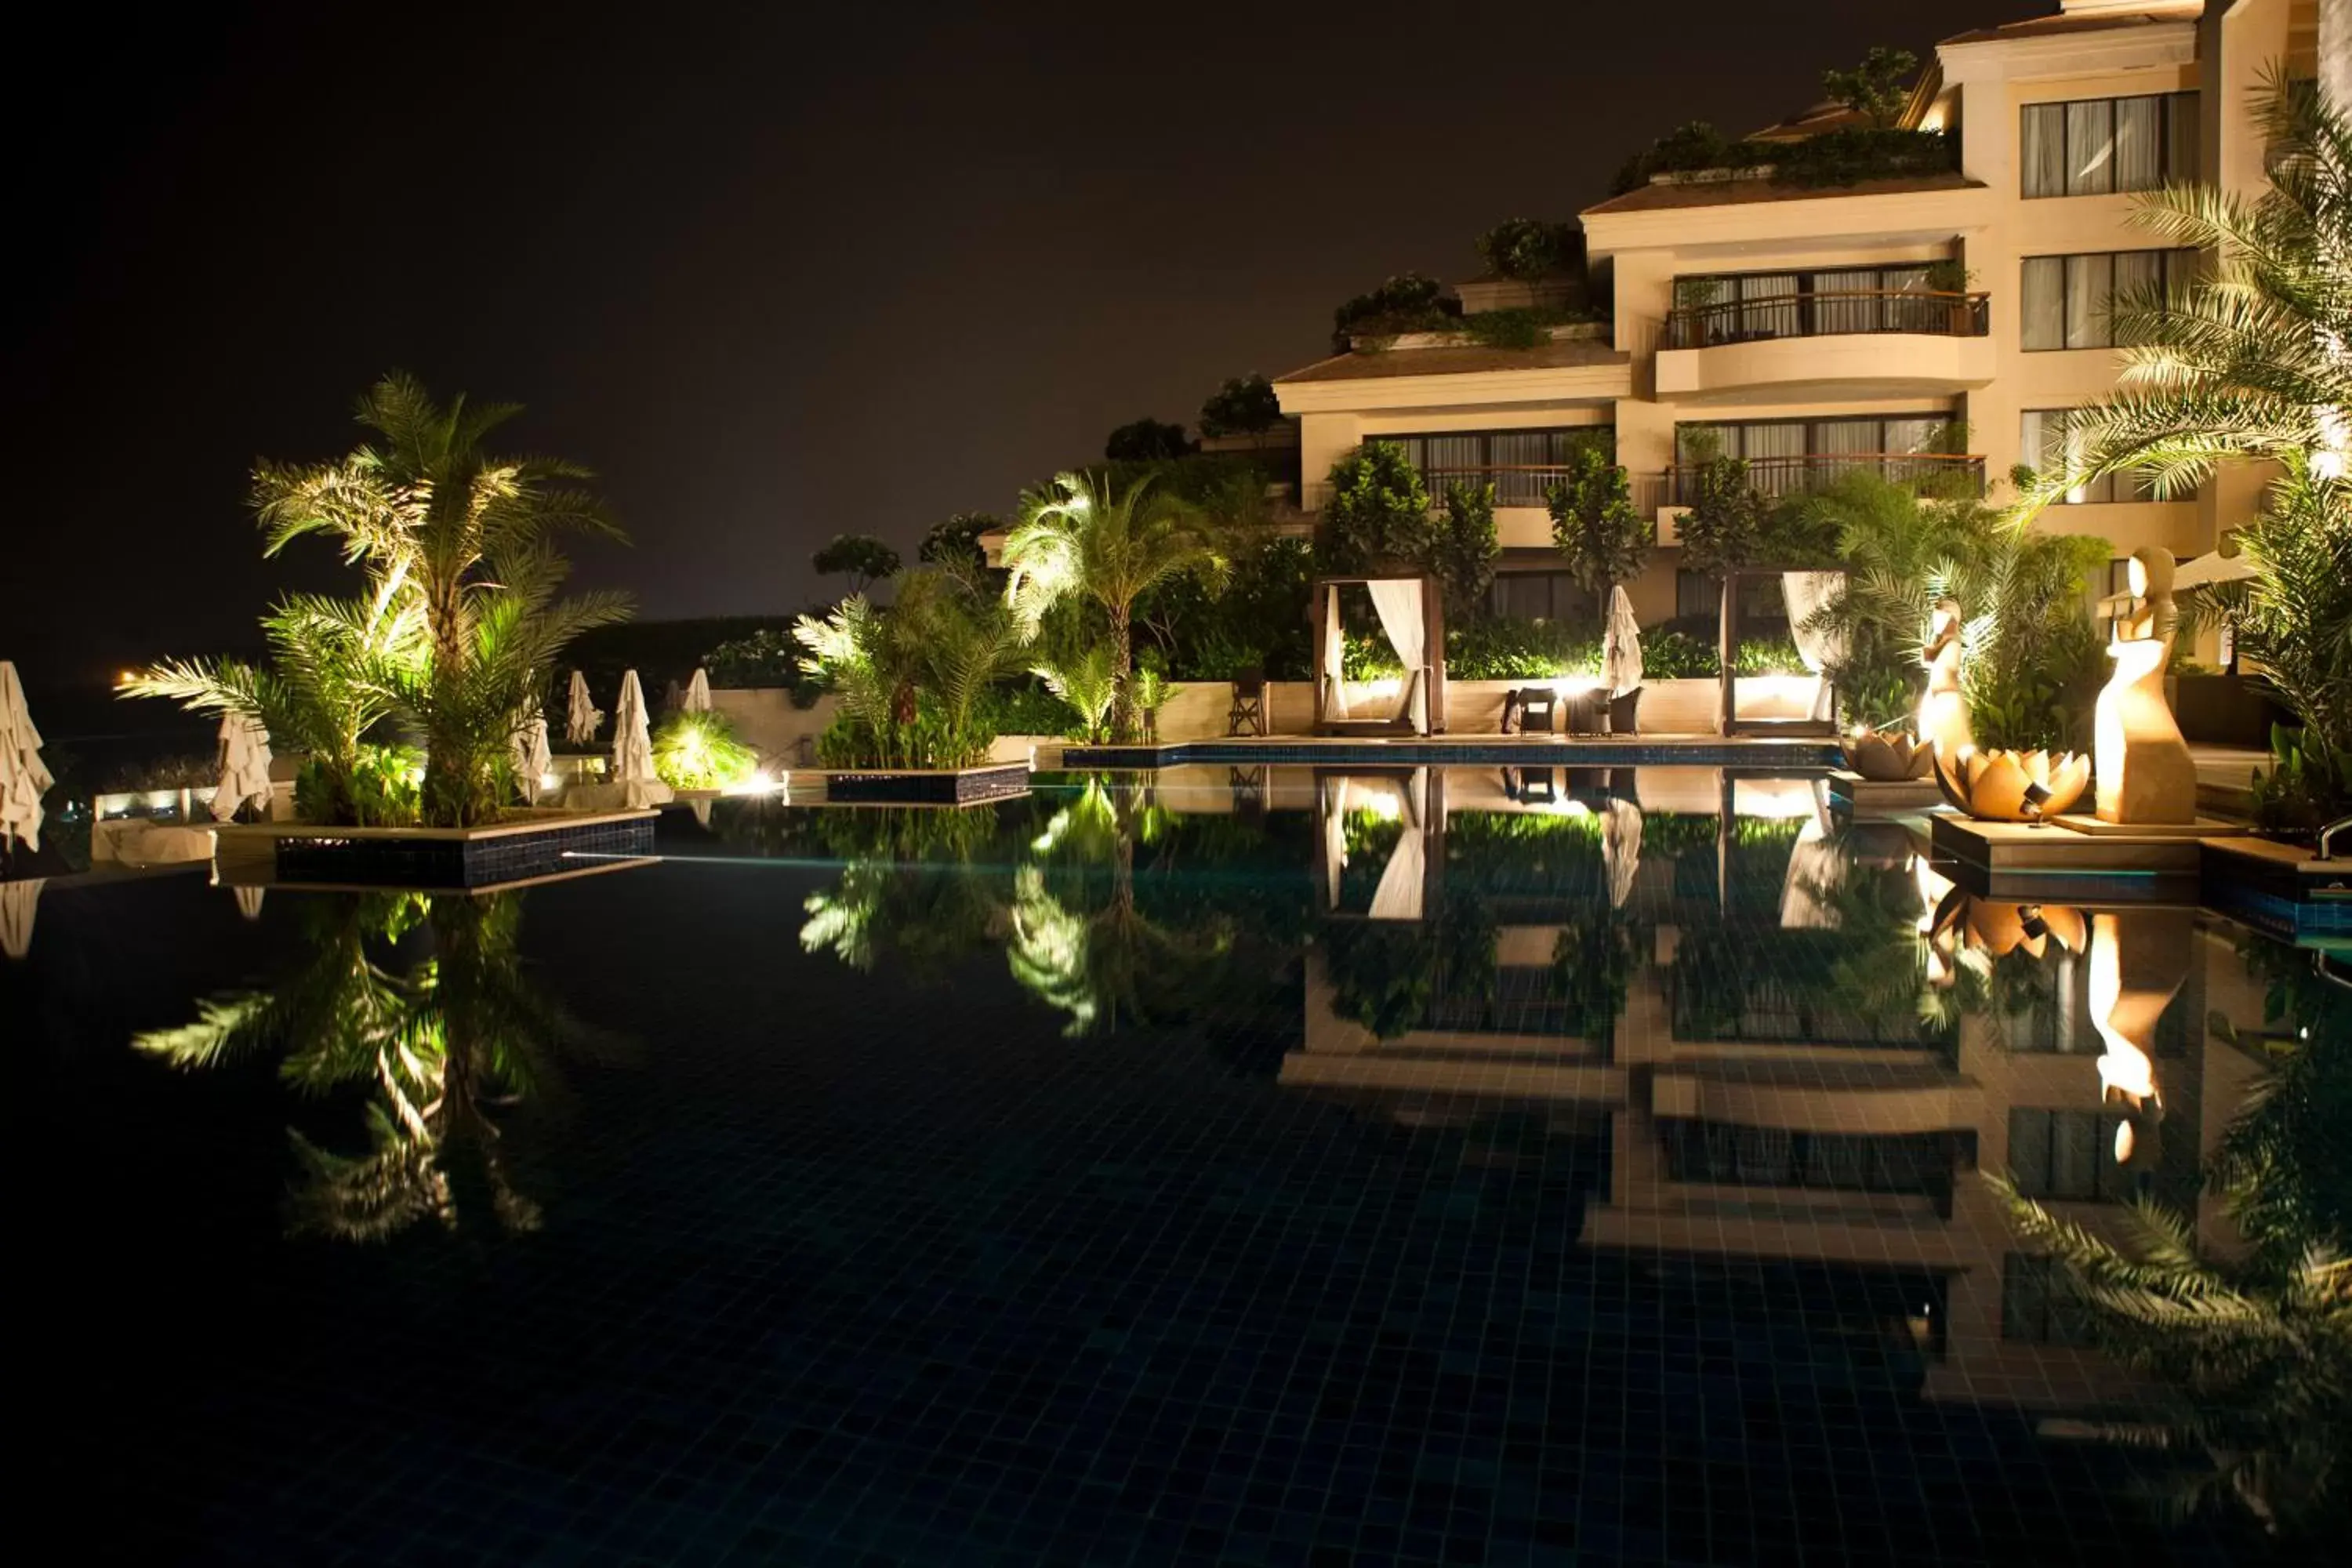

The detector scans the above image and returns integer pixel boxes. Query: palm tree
[121,586,424,824]
[253,373,630,826]
[2010,73,2352,797]
[1002,471,1225,742]
[794,568,1031,768]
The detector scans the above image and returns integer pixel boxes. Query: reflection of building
[1274,767,2278,1408]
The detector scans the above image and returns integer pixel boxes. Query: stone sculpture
[2092,546,2196,825]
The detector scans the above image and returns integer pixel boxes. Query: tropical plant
[1434,481,1500,621]
[1001,470,1225,742]
[241,373,630,826]
[1198,374,1283,438]
[1104,417,1193,463]
[811,533,902,594]
[1134,533,1315,681]
[1475,218,1581,280]
[1033,645,1117,743]
[796,567,1031,768]
[2009,73,2352,813]
[1332,272,1452,348]
[122,588,424,826]
[652,710,757,790]
[1822,46,1917,128]
[1317,441,1432,577]
[1547,445,1652,601]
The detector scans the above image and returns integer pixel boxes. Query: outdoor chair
[1606,687,1642,735]
[1563,689,1606,736]
[1514,687,1556,736]
[1227,668,1267,736]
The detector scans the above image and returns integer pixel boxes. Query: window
[1661,1122,1959,1200]
[2001,1254,2095,1345]
[1675,413,1962,499]
[1489,571,1595,623]
[1668,263,1958,346]
[1377,427,1610,508]
[2020,409,2158,503]
[2007,1109,2142,1201]
[2022,93,2196,197]
[2020,249,2193,350]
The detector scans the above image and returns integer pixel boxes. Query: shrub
[1547,447,1653,597]
[1319,442,1432,575]
[297,742,422,828]
[1433,482,1499,622]
[705,627,802,688]
[1105,418,1193,462]
[1332,273,1453,349]
[1611,122,1952,194]
[652,710,758,790]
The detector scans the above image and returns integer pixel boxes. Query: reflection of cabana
[1312,573,1446,735]
[1717,566,1846,736]
[1316,768,1445,921]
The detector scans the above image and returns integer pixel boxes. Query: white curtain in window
[1813,419,1878,458]
[2113,96,2161,191]
[1782,571,1846,721]
[1322,584,1351,720]
[2110,250,2161,339]
[1884,418,1944,456]
[1739,274,1800,339]
[1814,268,1879,334]
[1365,578,1428,732]
[2067,99,2114,194]
[2021,256,2065,350]
[2023,103,2066,196]
[2066,252,2112,348]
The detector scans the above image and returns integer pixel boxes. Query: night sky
[9,0,2044,689]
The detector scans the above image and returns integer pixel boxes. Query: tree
[1475,218,1581,281]
[1432,481,1499,621]
[1673,456,1769,580]
[1822,46,1917,129]
[241,372,630,827]
[793,568,1029,769]
[812,532,902,594]
[1198,375,1283,438]
[1332,272,1449,349]
[2013,74,2352,818]
[1318,441,1432,577]
[1104,418,1193,463]
[917,511,1000,574]
[1002,470,1225,742]
[1546,445,1652,602]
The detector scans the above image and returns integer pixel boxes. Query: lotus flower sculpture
[1842,728,1931,781]
[1932,745,2090,822]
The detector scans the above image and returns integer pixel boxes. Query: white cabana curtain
[1320,773,1428,920]
[1781,571,1846,722]
[1777,788,1845,929]
[1602,586,1644,697]
[234,885,267,922]
[1,660,54,855]
[684,668,713,713]
[1,877,40,959]
[1364,579,1428,732]
[1322,586,1352,721]
[212,715,275,822]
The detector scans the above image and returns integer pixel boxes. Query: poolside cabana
[1716,566,1846,737]
[1312,572,1446,736]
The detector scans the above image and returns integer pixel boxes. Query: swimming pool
[8,767,2340,1563]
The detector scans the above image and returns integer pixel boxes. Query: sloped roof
[1276,337,1629,384]
[1940,5,2200,46]
[1581,170,1980,217]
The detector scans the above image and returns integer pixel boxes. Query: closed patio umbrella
[612,670,665,808]
[212,713,275,822]
[1602,586,1643,698]
[0,660,54,856]
[512,713,554,805]
[566,670,603,746]
[684,667,713,713]
[2170,550,2259,590]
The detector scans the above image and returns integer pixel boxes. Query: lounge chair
[1318,667,1422,737]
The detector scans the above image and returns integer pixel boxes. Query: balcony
[1420,463,1573,510]
[1655,290,1994,401]
[1657,452,1987,506]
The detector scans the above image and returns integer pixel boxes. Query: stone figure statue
[1916,597,1973,762]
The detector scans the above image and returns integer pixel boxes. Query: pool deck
[1062,731,1842,768]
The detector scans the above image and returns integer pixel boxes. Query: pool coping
[1062,737,1844,768]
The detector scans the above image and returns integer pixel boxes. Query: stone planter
[212,809,659,889]
[822,764,1029,805]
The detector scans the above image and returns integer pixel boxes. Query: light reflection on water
[8,764,2346,1560]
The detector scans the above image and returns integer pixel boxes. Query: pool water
[7,767,2344,1565]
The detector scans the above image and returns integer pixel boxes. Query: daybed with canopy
[1311,573,1447,736]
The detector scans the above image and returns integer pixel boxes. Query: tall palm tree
[254,373,630,825]
[1002,471,1225,742]
[2010,73,2352,790]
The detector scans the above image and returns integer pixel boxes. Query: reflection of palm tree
[797,806,1011,978]
[136,892,592,1242]
[1008,779,1231,1035]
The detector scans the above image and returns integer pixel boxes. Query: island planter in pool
[210,809,659,889]
[820,763,1031,806]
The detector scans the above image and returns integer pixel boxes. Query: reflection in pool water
[8,764,2345,1561]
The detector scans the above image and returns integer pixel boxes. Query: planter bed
[822,763,1030,805]
[212,809,658,889]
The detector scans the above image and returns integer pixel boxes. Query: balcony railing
[1661,452,1986,506]
[1421,463,1576,509]
[1663,289,1989,350]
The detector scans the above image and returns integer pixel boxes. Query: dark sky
[9,0,2045,684]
